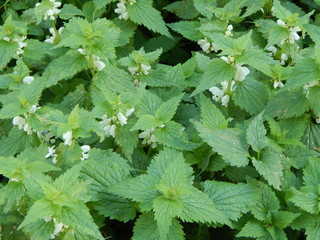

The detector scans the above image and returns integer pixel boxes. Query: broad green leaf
[164,0,198,20]
[0,181,25,212]
[302,122,320,150]
[43,50,88,87]
[195,122,249,167]
[266,90,310,119]
[237,220,267,238]
[131,115,161,131]
[168,21,202,41]
[272,211,300,229]
[252,150,284,190]
[0,40,18,70]
[127,0,170,37]
[267,25,289,48]
[191,58,236,96]
[155,121,197,150]
[59,4,85,20]
[193,0,216,18]
[290,186,319,214]
[246,112,267,152]
[199,94,227,129]
[155,93,184,123]
[178,187,230,225]
[233,78,268,114]
[132,212,184,240]
[273,0,293,20]
[202,181,259,221]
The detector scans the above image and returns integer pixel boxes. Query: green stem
[88,55,96,78]
[50,20,60,44]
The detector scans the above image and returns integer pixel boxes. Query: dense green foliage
[0,0,320,239]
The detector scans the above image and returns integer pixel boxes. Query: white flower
[29,105,41,113]
[225,25,233,37]
[221,95,230,107]
[128,66,139,75]
[139,128,158,148]
[46,146,56,158]
[22,76,34,84]
[43,0,61,21]
[273,80,284,89]
[13,36,27,56]
[3,37,10,41]
[141,64,151,75]
[80,145,90,161]
[277,19,287,28]
[43,216,52,222]
[126,107,135,116]
[78,48,86,55]
[235,64,250,81]
[23,123,33,135]
[280,53,288,65]
[10,178,20,182]
[109,124,116,138]
[93,57,105,71]
[13,116,26,129]
[117,112,127,126]
[197,38,219,53]
[45,27,64,44]
[266,46,277,56]
[316,113,320,124]
[62,131,72,146]
[209,87,224,102]
[115,2,129,20]
[289,30,300,44]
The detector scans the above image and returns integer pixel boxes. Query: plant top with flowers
[0,0,319,239]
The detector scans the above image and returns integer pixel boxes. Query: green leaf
[131,115,161,131]
[193,0,216,18]
[266,90,310,119]
[168,21,202,41]
[237,220,267,238]
[132,212,184,240]
[155,121,197,150]
[0,40,18,70]
[246,112,267,152]
[272,0,293,20]
[59,4,85,20]
[306,224,320,240]
[302,122,320,150]
[115,121,138,157]
[195,122,249,167]
[303,158,320,186]
[153,196,183,240]
[199,94,227,129]
[43,50,88,87]
[178,187,230,225]
[272,211,300,229]
[202,181,259,221]
[127,0,170,37]
[155,93,184,123]
[233,79,268,115]
[164,0,198,20]
[191,58,236,96]
[0,181,25,212]
[284,58,320,90]
[252,150,284,190]
[290,186,319,214]
[267,25,289,47]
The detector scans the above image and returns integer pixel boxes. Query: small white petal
[62,131,72,146]
[221,95,230,107]
[126,107,135,117]
[109,125,116,138]
[276,19,287,28]
[117,112,127,126]
[23,76,34,84]
[94,59,105,71]
[80,145,90,153]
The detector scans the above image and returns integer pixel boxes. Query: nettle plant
[0,0,320,239]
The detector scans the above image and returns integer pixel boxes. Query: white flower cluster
[43,216,68,239]
[197,38,219,53]
[266,46,288,65]
[62,131,73,146]
[99,108,135,138]
[225,24,233,37]
[114,0,136,20]
[209,80,235,107]
[45,27,64,44]
[80,145,90,161]
[221,55,250,81]
[46,146,58,164]
[273,79,284,89]
[139,127,158,148]
[12,105,41,135]
[3,36,27,56]
[276,19,301,45]
[35,0,61,21]
[128,63,151,75]
[78,48,105,71]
